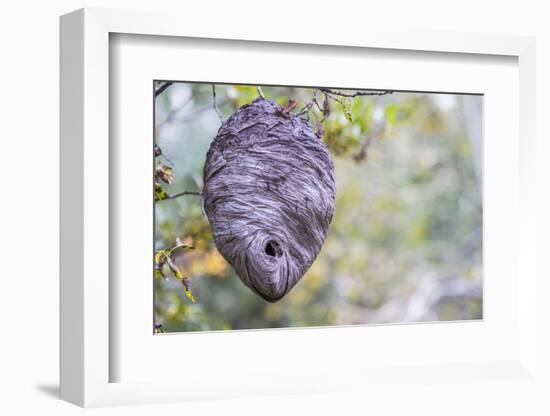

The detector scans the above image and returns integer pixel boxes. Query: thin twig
[211,84,225,123]
[312,97,324,113]
[257,86,265,98]
[297,101,314,116]
[155,81,174,97]
[166,190,203,200]
[319,87,393,98]
[156,99,228,130]
[156,95,193,127]
[353,124,386,163]
[324,92,347,108]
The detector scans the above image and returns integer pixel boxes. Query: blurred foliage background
[154,82,482,333]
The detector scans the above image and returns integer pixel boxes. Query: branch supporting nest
[319,88,393,98]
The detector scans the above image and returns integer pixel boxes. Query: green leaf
[155,183,169,201]
[384,103,398,126]
[342,98,353,122]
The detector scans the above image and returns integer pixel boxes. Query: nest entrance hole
[265,240,282,258]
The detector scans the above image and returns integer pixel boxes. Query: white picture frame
[60,8,538,408]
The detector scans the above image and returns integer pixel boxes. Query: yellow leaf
[183,287,196,303]
[154,250,169,279]
[174,268,184,280]
[155,164,174,184]
[154,249,168,265]
[165,256,183,280]
[182,278,196,303]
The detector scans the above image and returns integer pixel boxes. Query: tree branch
[166,190,203,200]
[155,81,174,97]
[319,88,393,98]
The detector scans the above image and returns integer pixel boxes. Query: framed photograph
[60,8,538,407]
[152,81,483,332]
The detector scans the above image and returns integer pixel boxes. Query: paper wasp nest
[203,97,335,302]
